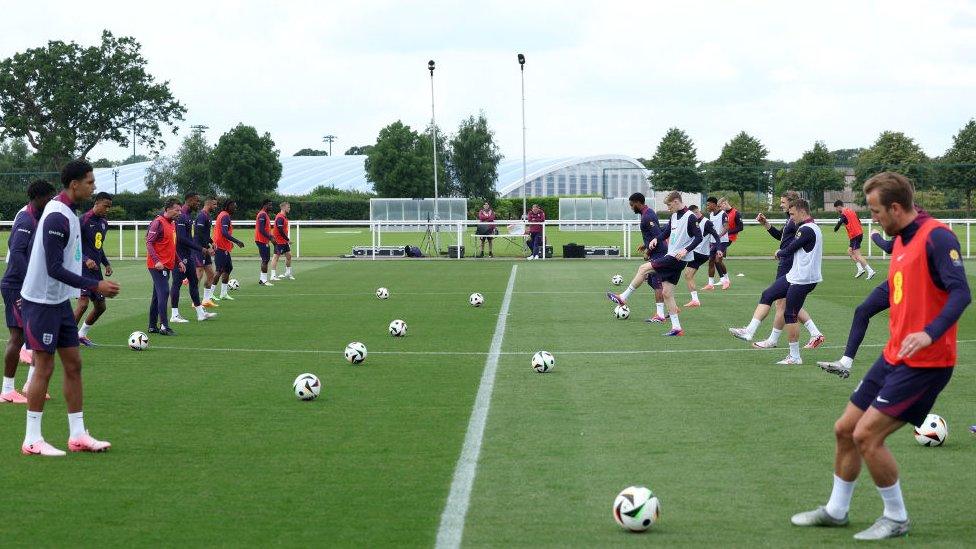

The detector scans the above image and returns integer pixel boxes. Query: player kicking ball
[791,172,969,540]
[729,198,822,364]
[608,191,702,336]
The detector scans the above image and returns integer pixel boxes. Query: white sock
[721,275,729,283]
[878,480,908,522]
[25,366,35,386]
[840,356,854,368]
[171,307,181,320]
[855,264,864,273]
[767,328,782,345]
[260,272,267,283]
[220,283,229,297]
[68,411,85,439]
[203,286,212,301]
[804,319,822,337]
[195,305,206,319]
[620,285,635,301]
[656,302,665,317]
[825,474,856,519]
[669,314,681,330]
[285,267,292,275]
[866,264,875,274]
[78,322,92,337]
[2,376,14,394]
[270,270,277,279]
[707,277,715,285]
[746,318,761,337]
[789,341,801,359]
[24,410,43,445]
[690,291,699,302]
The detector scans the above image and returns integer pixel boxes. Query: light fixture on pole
[113,168,119,195]
[322,134,337,156]
[428,59,440,252]
[518,53,527,217]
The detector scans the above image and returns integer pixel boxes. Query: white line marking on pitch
[435,264,518,549]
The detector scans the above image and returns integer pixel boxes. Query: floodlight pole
[322,134,337,156]
[113,168,118,195]
[428,60,440,252]
[519,53,527,216]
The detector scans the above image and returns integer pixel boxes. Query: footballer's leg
[729,277,784,341]
[284,248,293,279]
[60,345,110,453]
[819,283,888,378]
[2,327,27,404]
[776,283,816,365]
[608,261,655,305]
[169,266,189,323]
[662,281,683,336]
[77,294,106,346]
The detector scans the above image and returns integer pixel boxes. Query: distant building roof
[94,154,646,197]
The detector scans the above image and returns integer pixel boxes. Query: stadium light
[190,124,209,136]
[428,59,440,252]
[322,134,337,156]
[518,53,527,216]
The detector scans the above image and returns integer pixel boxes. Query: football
[531,351,555,373]
[376,287,389,299]
[611,274,623,286]
[228,279,240,290]
[389,319,407,337]
[293,373,321,401]
[913,413,948,446]
[469,293,485,307]
[613,485,660,532]
[128,331,149,351]
[614,305,630,320]
[344,342,367,364]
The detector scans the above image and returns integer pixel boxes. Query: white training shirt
[709,210,729,242]
[667,209,696,260]
[21,198,83,304]
[786,221,824,285]
[693,216,713,256]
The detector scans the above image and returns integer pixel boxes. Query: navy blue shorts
[192,250,212,268]
[851,357,953,427]
[686,252,709,271]
[759,277,817,323]
[274,243,291,255]
[256,242,271,262]
[849,235,863,250]
[709,242,729,259]
[79,267,105,302]
[651,255,685,286]
[22,300,78,353]
[215,249,233,274]
[2,286,23,328]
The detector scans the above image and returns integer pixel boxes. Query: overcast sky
[2,0,975,164]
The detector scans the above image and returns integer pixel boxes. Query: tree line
[642,122,976,210]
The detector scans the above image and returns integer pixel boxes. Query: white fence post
[134,222,139,258]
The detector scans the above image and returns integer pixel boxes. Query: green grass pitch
[0,257,972,546]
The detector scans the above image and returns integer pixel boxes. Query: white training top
[694,216,712,256]
[786,221,823,285]
[667,209,696,260]
[21,198,83,304]
[709,210,729,242]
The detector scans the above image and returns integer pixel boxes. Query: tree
[0,138,44,173]
[365,121,439,198]
[831,148,864,168]
[91,158,115,168]
[448,113,502,201]
[420,123,451,197]
[706,131,769,206]
[144,155,177,196]
[294,148,329,156]
[120,154,149,165]
[787,141,845,209]
[854,131,929,187]
[0,30,186,170]
[344,145,374,155]
[647,128,704,193]
[173,133,216,196]
[210,124,282,198]
[941,119,976,211]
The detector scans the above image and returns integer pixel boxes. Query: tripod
[420,213,439,256]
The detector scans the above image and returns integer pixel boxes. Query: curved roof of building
[93,154,645,196]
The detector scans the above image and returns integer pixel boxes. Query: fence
[0,218,974,260]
